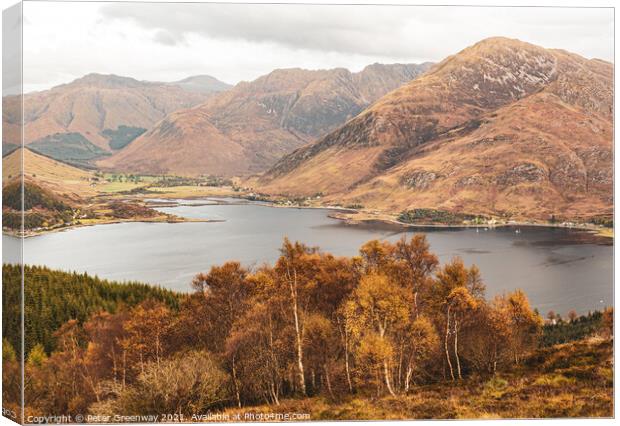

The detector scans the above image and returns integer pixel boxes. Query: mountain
[3,148,98,199]
[168,75,232,94]
[2,73,215,153]
[98,63,432,176]
[257,38,612,221]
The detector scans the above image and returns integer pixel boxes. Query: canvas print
[1,1,614,423]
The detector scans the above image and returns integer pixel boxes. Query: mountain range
[2,37,613,222]
[2,73,228,155]
[97,63,432,176]
[256,37,612,221]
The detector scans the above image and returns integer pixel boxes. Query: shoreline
[198,193,613,238]
[4,195,613,239]
[239,198,614,238]
[3,215,219,238]
[328,210,613,233]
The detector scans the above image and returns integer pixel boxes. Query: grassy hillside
[2,264,182,356]
[224,337,613,419]
[3,148,99,198]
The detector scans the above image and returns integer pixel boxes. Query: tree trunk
[405,365,413,392]
[270,382,280,406]
[324,365,335,399]
[231,355,242,407]
[384,360,396,396]
[397,341,404,391]
[454,318,462,380]
[81,369,101,403]
[444,307,455,381]
[293,319,306,395]
[343,326,353,393]
[268,314,281,402]
[289,369,296,394]
[289,270,307,395]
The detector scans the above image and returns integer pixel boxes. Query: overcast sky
[20,1,614,93]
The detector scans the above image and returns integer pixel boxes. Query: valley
[3,38,613,234]
[2,149,613,237]
[1,147,613,238]
[1,149,233,236]
[97,63,432,176]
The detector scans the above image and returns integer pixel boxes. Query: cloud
[100,3,417,57]
[153,30,182,46]
[99,3,613,61]
[20,2,613,93]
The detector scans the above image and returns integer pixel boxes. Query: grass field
[223,336,613,420]
[98,174,238,198]
[99,174,159,193]
[139,185,238,198]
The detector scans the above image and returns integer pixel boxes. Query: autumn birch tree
[344,273,410,396]
[394,235,439,317]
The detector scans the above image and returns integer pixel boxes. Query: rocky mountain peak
[100,62,430,176]
[257,38,612,222]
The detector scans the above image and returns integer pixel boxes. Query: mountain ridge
[256,37,612,221]
[98,62,433,176]
[2,73,230,153]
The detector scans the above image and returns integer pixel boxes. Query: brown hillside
[257,38,613,221]
[100,108,248,176]
[2,74,217,150]
[99,63,432,176]
[3,148,97,200]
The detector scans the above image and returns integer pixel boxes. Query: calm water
[3,198,613,315]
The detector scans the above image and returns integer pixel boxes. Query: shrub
[482,376,508,399]
[533,374,576,387]
[90,350,230,416]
